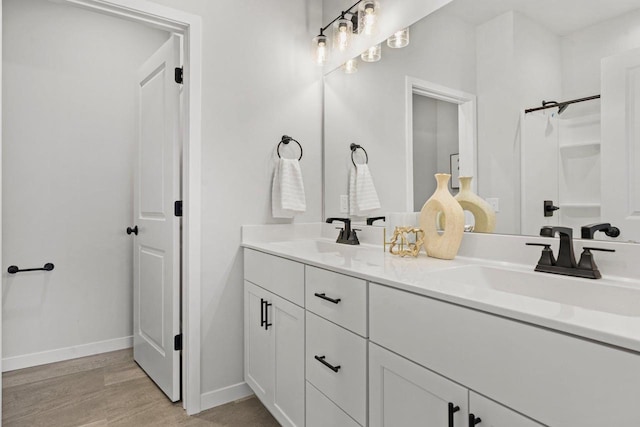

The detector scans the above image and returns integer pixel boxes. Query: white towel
[272,158,306,218]
[349,164,380,215]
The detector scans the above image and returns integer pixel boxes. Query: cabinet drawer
[469,391,543,427]
[244,249,304,306]
[370,283,640,427]
[306,381,361,427]
[305,266,367,336]
[306,312,367,426]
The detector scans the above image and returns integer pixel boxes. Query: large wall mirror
[323,0,640,243]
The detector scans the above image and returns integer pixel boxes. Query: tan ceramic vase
[456,176,496,233]
[419,173,465,260]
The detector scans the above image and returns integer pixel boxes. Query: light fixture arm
[318,0,363,35]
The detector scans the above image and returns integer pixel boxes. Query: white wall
[144,0,323,402]
[324,7,476,218]
[476,11,562,235]
[2,0,169,367]
[561,9,640,116]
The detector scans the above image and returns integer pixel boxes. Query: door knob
[126,226,139,235]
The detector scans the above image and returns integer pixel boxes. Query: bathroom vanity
[242,224,640,427]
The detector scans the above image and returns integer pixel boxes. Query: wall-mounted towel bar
[350,143,368,166]
[277,135,303,161]
[8,263,55,274]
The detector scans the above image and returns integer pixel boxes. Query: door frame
[0,0,203,415]
[405,76,477,211]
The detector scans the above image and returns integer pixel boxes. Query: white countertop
[242,224,640,354]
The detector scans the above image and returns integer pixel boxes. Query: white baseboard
[2,336,133,372]
[200,382,253,411]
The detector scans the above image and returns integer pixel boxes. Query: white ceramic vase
[419,173,465,260]
[455,176,496,233]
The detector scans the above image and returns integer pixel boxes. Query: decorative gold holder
[388,226,425,258]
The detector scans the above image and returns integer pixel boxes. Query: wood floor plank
[3,368,106,426]
[3,349,133,388]
[2,349,279,427]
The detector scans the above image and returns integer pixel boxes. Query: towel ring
[277,135,303,161]
[350,143,368,166]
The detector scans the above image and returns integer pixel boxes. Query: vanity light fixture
[342,58,359,74]
[312,32,329,66]
[358,1,379,36]
[313,0,382,65]
[387,27,410,48]
[361,43,382,62]
[333,15,353,52]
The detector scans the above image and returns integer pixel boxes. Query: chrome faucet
[526,226,615,279]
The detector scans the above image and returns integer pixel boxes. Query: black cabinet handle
[448,403,460,427]
[314,355,341,372]
[469,414,481,426]
[314,293,341,304]
[126,226,138,235]
[264,301,272,330]
[260,298,266,327]
[7,263,54,274]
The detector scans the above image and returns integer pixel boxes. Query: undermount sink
[430,265,640,317]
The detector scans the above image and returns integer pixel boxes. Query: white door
[133,35,182,401]
[369,342,468,427]
[601,47,640,242]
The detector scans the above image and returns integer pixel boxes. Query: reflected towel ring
[277,135,303,161]
[350,143,368,166]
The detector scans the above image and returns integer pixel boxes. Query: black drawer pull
[314,355,341,372]
[260,298,266,327]
[264,301,272,330]
[314,293,341,304]
[469,414,481,426]
[448,403,460,427]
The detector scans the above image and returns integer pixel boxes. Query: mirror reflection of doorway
[412,93,460,208]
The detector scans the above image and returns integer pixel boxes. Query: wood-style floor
[2,349,279,427]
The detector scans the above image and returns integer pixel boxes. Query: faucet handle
[582,247,615,252]
[526,243,556,266]
[578,247,615,278]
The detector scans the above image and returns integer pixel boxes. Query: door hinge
[174,200,183,217]
[175,67,184,84]
[174,334,183,351]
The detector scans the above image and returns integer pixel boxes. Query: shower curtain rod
[524,94,600,114]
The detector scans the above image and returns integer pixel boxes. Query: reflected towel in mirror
[349,164,381,215]
[272,158,306,218]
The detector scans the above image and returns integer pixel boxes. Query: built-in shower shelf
[559,202,601,209]
[559,140,600,150]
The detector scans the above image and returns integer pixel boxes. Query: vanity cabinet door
[245,281,273,404]
[469,392,544,427]
[272,294,305,426]
[369,343,468,427]
[244,281,305,427]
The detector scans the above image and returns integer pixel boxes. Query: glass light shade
[312,34,329,66]
[387,28,410,48]
[361,43,382,62]
[333,17,353,52]
[342,58,358,74]
[358,1,379,36]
